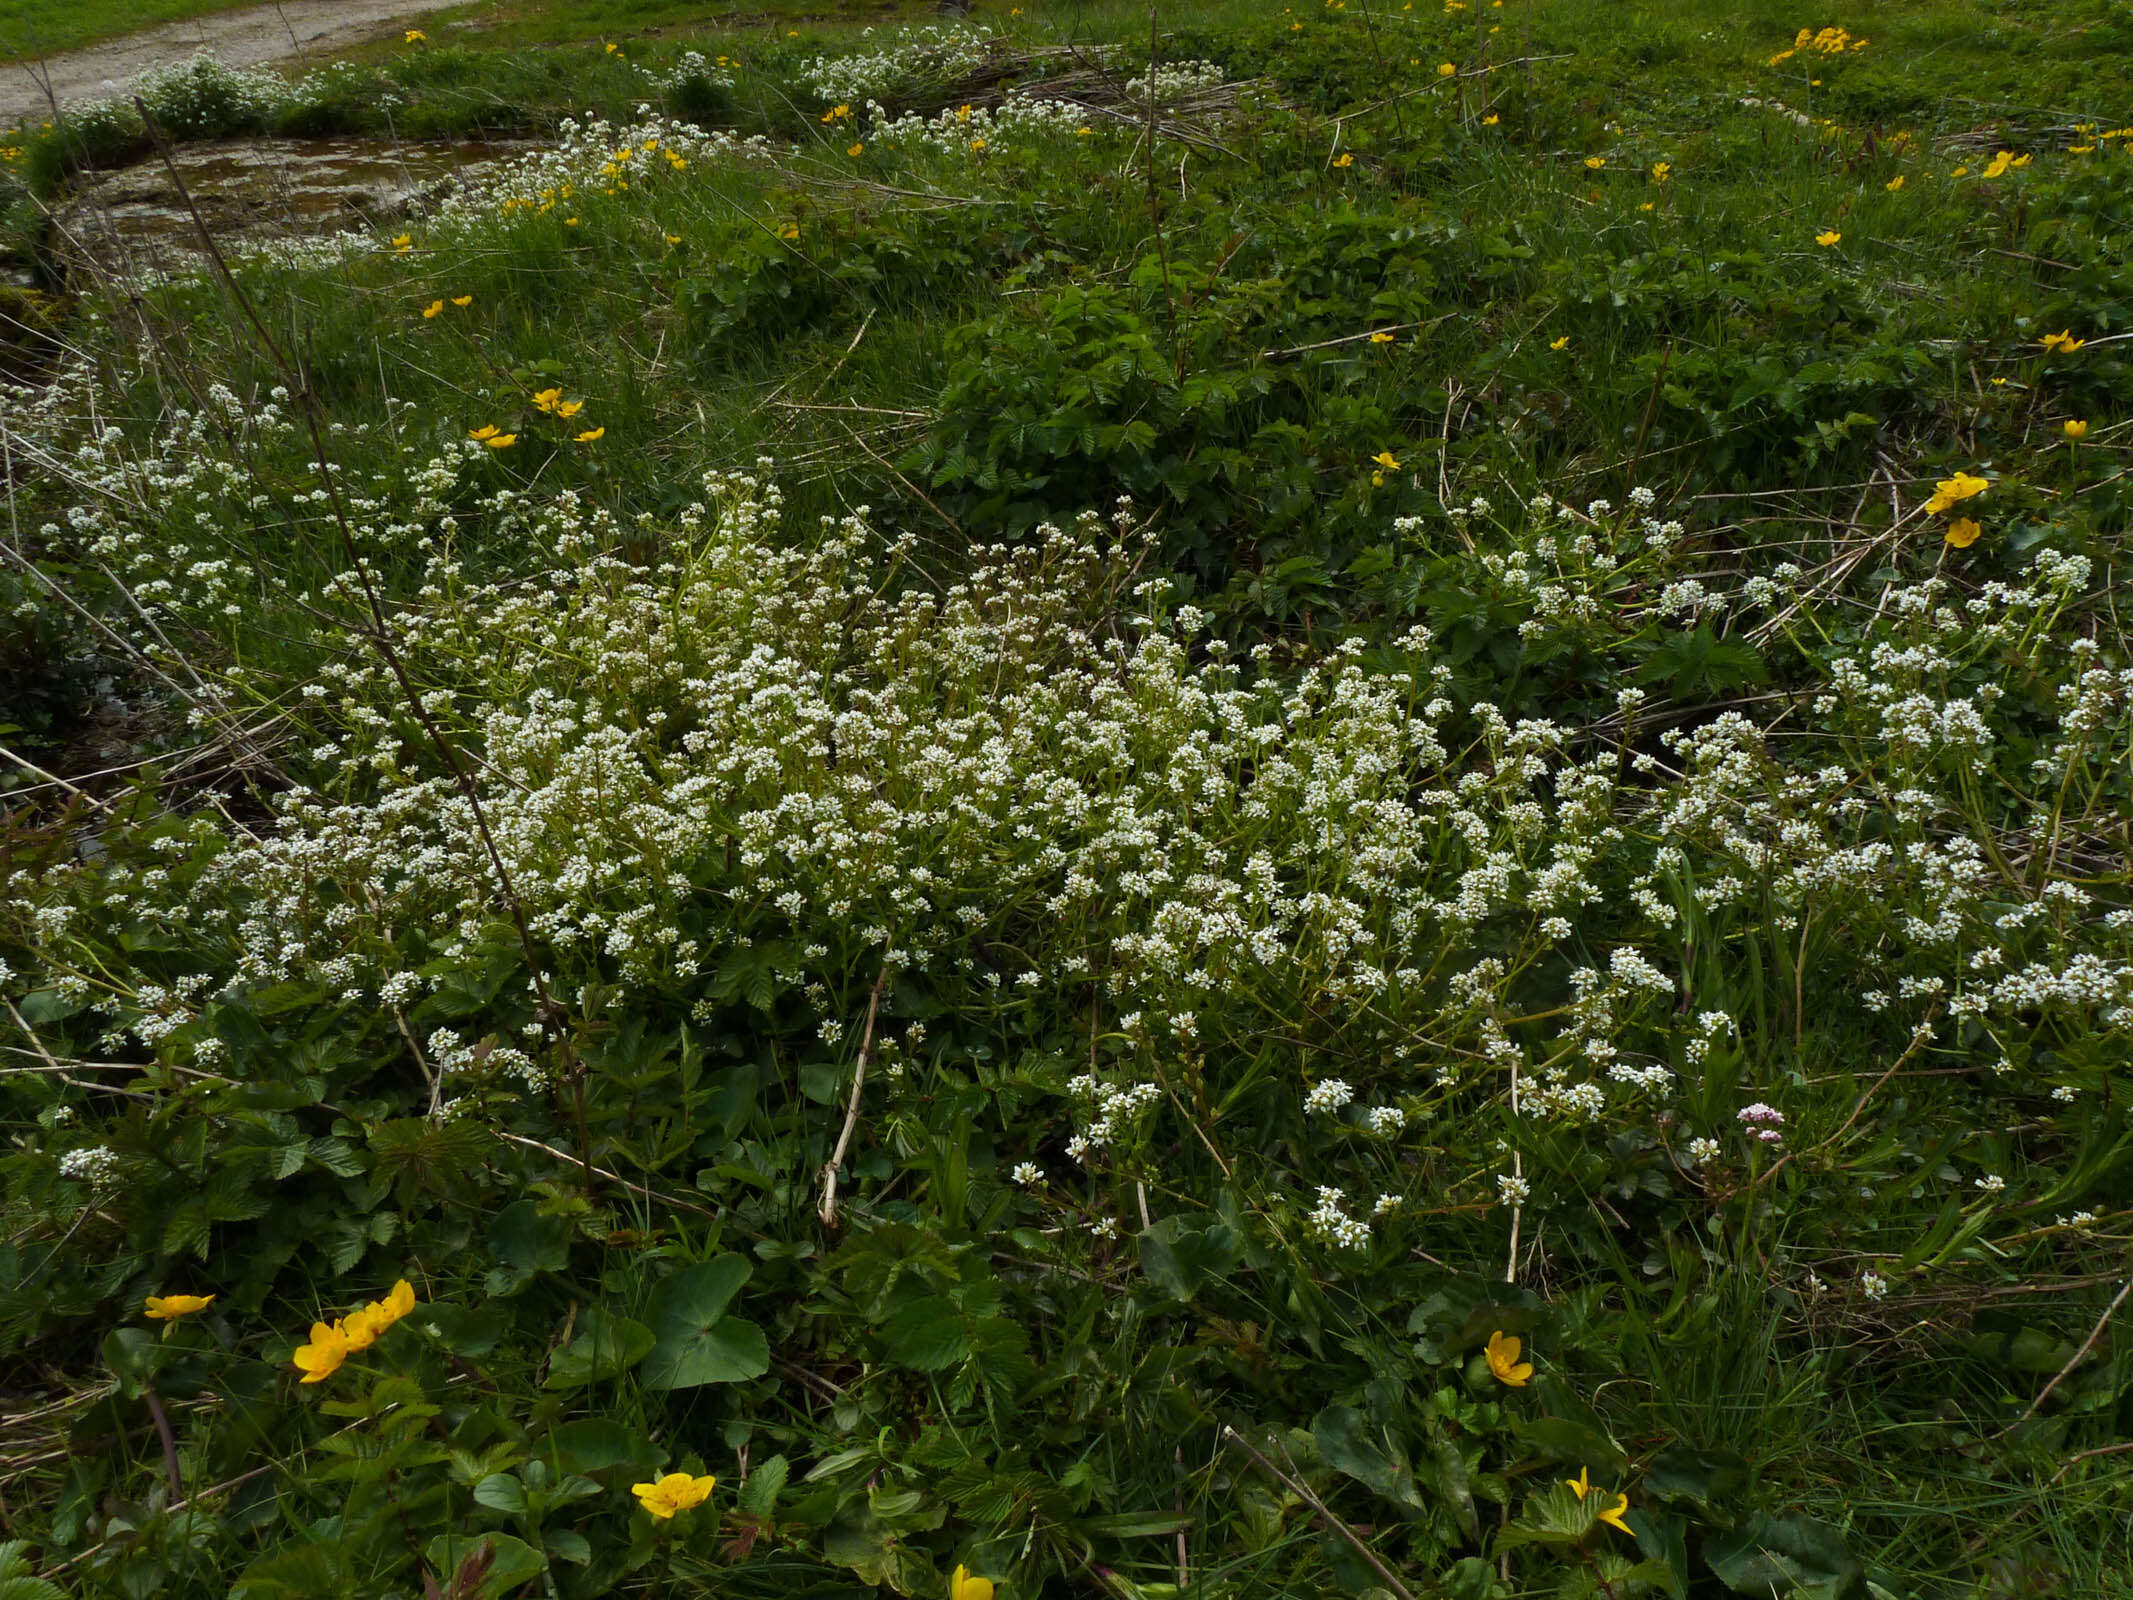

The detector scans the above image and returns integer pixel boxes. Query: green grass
[2,0,2132,1596]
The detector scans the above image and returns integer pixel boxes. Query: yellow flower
[145,1293,215,1320]
[1584,156,1605,170]
[531,387,563,413]
[1943,517,1982,548]
[485,433,517,450]
[2039,329,2085,354]
[1650,161,1670,183]
[665,233,682,245]
[1484,1329,1533,1386]
[970,138,987,151]
[1924,471,1989,514]
[576,426,606,442]
[404,29,426,43]
[451,294,473,306]
[556,399,585,419]
[2011,153,2031,168]
[1885,175,1904,191]
[956,104,973,122]
[1982,150,2014,179]
[2064,419,2090,440]
[1369,330,1395,344]
[1598,1493,1634,1535]
[293,1320,350,1383]
[1638,201,1656,212]
[821,104,852,123]
[1371,450,1401,470]
[951,1566,996,1600]
[605,41,619,53]
[632,1472,716,1519]
[1482,113,1499,125]
[1563,1465,1592,1501]
[2070,143,2095,154]
[1815,230,1841,247]
[778,222,801,240]
[565,217,579,226]
[1438,62,1458,77]
[1076,126,1093,136]
[1950,165,1969,178]
[422,300,444,319]
[469,424,500,440]
[848,141,865,156]
[1333,152,1354,168]
[392,233,413,252]
[1550,335,1570,350]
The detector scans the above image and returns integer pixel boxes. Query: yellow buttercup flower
[2070,143,2095,154]
[293,1320,350,1383]
[1438,62,1458,77]
[484,433,517,449]
[970,138,987,151]
[1563,1465,1592,1501]
[1584,155,1605,170]
[1638,201,1656,212]
[404,29,426,43]
[1371,450,1401,471]
[392,233,413,252]
[576,427,605,442]
[1982,150,2014,179]
[821,104,852,123]
[422,300,444,319]
[2064,419,2090,440]
[1815,230,1841,247]
[451,294,473,306]
[1924,471,1989,514]
[1950,165,1969,178]
[556,399,585,419]
[1550,335,1570,350]
[848,141,865,156]
[2039,329,2085,354]
[665,233,682,245]
[632,1472,716,1519]
[1333,152,1354,168]
[1369,330,1394,344]
[1482,113,1499,125]
[605,41,619,53]
[1650,161,1670,183]
[531,387,563,412]
[2011,153,2031,168]
[778,222,801,240]
[1484,1329,1533,1386]
[1598,1493,1634,1535]
[145,1293,215,1320]
[469,424,500,440]
[951,1565,995,1600]
[1885,175,1904,191]
[1943,517,1982,548]
[956,104,973,122]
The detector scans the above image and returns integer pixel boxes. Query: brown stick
[1219,1426,1417,1600]
[818,970,889,1227]
[1999,1278,2133,1438]
[143,1387,184,1502]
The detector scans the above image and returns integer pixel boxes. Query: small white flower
[1496,1172,1531,1206]
[1860,1270,1889,1301]
[1011,1161,1043,1186]
[1974,1173,2006,1194]
[1304,1079,1354,1115]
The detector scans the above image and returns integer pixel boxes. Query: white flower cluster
[1308,1186,1371,1249]
[58,1146,121,1186]
[861,90,1104,157]
[801,25,1003,103]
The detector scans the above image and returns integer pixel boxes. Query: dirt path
[2,0,474,127]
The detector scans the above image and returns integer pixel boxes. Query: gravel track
[2,0,472,126]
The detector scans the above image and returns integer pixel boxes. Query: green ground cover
[2,1,2132,1597]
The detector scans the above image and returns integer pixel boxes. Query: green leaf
[1311,1405,1426,1516]
[1509,1415,1628,1476]
[486,1199,570,1297]
[641,1255,769,1390]
[422,1533,547,1600]
[472,1473,527,1514]
[882,1297,969,1371]
[1137,1215,1240,1302]
[1493,1482,1599,1552]
[543,1309,654,1391]
[1704,1513,1863,1599]
[1644,1443,1749,1509]
[738,1454,789,1519]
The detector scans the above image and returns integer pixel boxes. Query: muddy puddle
[48,136,532,282]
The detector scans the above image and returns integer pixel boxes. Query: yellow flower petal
[1598,1492,1634,1535]
[144,1293,215,1320]
[2064,419,2090,440]
[1943,517,1982,548]
[451,294,473,306]
[422,300,443,318]
[951,1565,996,1600]
[576,427,606,442]
[1485,1329,1532,1386]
